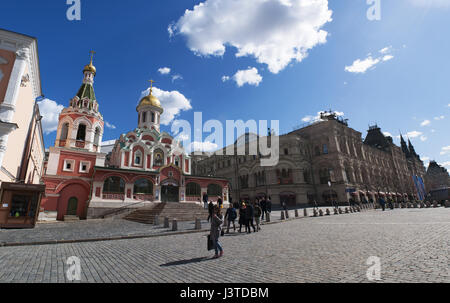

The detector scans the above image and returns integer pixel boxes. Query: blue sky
[1,0,449,169]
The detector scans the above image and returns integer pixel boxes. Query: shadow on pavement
[160,257,210,267]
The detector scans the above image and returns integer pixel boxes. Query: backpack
[228,208,237,221]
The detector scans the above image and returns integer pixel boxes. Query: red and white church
[40,56,228,221]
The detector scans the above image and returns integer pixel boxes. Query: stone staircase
[64,215,80,222]
[124,202,209,224]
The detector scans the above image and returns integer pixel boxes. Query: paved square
[0,208,448,283]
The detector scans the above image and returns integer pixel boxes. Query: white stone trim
[63,159,75,172]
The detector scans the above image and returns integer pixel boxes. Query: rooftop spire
[148,79,155,95]
[83,50,96,76]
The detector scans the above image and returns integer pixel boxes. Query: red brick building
[40,56,228,221]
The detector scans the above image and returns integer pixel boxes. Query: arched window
[323,144,329,154]
[186,182,201,196]
[134,179,153,194]
[94,127,101,146]
[60,123,69,140]
[103,176,125,194]
[76,124,87,141]
[135,150,142,165]
[143,112,147,123]
[174,156,180,167]
[151,112,155,123]
[207,184,222,197]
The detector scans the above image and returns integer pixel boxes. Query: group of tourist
[207,196,272,259]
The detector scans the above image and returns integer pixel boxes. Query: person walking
[203,193,209,209]
[217,196,223,209]
[253,201,262,231]
[260,197,267,220]
[245,202,256,233]
[210,205,224,258]
[224,203,237,233]
[378,196,386,211]
[266,196,272,215]
[238,202,247,233]
[207,201,214,222]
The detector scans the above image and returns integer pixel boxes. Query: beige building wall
[0,63,35,181]
[0,29,44,185]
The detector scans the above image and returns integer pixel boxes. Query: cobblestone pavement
[0,207,329,246]
[0,208,448,283]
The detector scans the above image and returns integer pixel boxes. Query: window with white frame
[63,159,75,172]
[79,161,90,173]
[135,150,142,165]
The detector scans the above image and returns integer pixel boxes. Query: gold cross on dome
[89,50,96,64]
[149,79,155,89]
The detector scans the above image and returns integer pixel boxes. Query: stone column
[0,48,28,168]
[179,186,186,203]
[154,185,161,202]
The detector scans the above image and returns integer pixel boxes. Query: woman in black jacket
[238,202,247,233]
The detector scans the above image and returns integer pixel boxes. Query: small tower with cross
[136,79,164,132]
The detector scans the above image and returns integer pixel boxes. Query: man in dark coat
[260,197,267,220]
[217,196,223,209]
[203,193,209,209]
[378,197,386,211]
[207,201,214,222]
[266,196,272,214]
[245,203,256,233]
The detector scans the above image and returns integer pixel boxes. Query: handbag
[207,235,214,251]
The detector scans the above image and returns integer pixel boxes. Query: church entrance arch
[161,179,179,202]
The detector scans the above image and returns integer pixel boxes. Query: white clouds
[37,98,64,135]
[301,111,344,123]
[440,146,450,155]
[410,0,450,8]
[189,141,218,153]
[397,131,423,139]
[379,46,392,54]
[383,132,393,137]
[420,120,431,126]
[345,57,380,74]
[158,67,183,82]
[442,161,450,168]
[406,131,423,138]
[169,0,333,74]
[105,121,116,129]
[141,87,192,125]
[230,67,263,87]
[420,135,427,142]
[222,75,230,82]
[434,115,445,120]
[345,46,395,74]
[171,74,183,82]
[158,67,171,75]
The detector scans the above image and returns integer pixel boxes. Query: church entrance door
[161,185,179,202]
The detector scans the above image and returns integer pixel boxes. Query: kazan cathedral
[41,55,228,221]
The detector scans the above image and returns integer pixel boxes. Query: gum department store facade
[192,112,427,207]
[41,57,228,221]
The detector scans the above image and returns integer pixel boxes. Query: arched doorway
[161,185,179,202]
[67,197,78,216]
[57,182,89,220]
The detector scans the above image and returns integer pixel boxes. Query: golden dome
[83,51,96,75]
[138,91,162,109]
[83,62,96,75]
